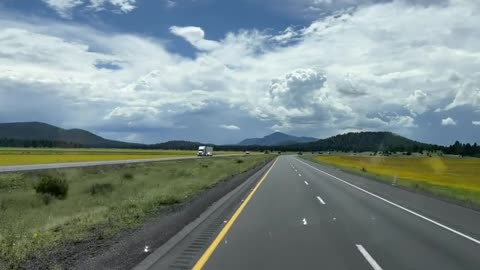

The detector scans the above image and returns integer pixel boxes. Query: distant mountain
[2,122,469,155]
[238,132,318,146]
[292,131,436,152]
[0,122,140,148]
[150,140,205,150]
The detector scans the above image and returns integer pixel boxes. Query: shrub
[236,159,244,164]
[89,183,114,195]
[123,172,134,180]
[158,195,181,205]
[361,167,367,172]
[41,193,54,205]
[35,175,68,200]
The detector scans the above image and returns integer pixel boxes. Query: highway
[0,154,242,173]
[144,155,480,270]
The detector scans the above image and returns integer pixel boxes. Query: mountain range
[237,132,318,146]
[0,121,448,153]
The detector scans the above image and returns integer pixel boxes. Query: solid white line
[304,181,309,186]
[356,244,383,270]
[296,159,480,245]
[316,196,326,205]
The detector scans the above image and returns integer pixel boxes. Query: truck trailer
[197,146,213,156]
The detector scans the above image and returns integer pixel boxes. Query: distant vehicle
[197,146,213,156]
[278,151,282,154]
[297,152,303,155]
[245,151,250,155]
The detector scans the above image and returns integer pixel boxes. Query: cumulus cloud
[405,90,428,115]
[441,117,457,126]
[219,124,240,130]
[473,121,480,126]
[170,26,220,51]
[2,0,480,143]
[41,0,136,18]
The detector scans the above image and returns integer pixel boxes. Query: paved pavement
[146,155,480,270]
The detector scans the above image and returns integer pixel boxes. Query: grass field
[309,155,480,207]
[0,148,241,166]
[0,155,273,267]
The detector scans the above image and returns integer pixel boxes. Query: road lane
[291,157,480,270]
[191,155,480,270]
[198,156,372,270]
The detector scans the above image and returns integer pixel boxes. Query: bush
[89,183,114,195]
[361,167,367,172]
[236,159,244,164]
[158,195,181,205]
[41,193,54,205]
[35,175,68,200]
[123,172,134,180]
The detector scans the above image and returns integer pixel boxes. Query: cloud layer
[1,0,480,144]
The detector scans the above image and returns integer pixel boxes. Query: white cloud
[89,0,137,13]
[42,0,83,18]
[389,115,417,128]
[405,90,428,115]
[41,0,136,18]
[441,117,457,126]
[170,26,220,51]
[473,121,480,126]
[2,0,480,143]
[166,0,176,8]
[445,80,480,110]
[219,124,240,130]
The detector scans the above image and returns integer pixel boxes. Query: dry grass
[0,155,272,267]
[309,155,480,207]
[0,148,241,166]
[315,155,480,190]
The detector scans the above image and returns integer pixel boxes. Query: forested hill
[294,131,437,152]
[0,122,140,148]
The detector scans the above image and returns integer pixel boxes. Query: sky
[0,0,479,145]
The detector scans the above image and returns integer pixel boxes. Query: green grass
[0,148,242,166]
[0,155,273,268]
[304,155,480,208]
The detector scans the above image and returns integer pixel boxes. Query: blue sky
[0,0,479,145]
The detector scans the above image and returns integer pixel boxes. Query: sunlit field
[310,155,480,207]
[0,148,241,166]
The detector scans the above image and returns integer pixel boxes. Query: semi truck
[197,146,213,156]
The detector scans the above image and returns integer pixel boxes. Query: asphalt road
[0,154,242,173]
[153,155,480,270]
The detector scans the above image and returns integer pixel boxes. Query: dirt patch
[20,159,272,270]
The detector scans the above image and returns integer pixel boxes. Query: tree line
[1,136,479,157]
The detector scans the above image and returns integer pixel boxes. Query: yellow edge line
[192,158,278,270]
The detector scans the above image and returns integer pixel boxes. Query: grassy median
[0,155,272,268]
[305,155,480,207]
[0,148,241,166]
